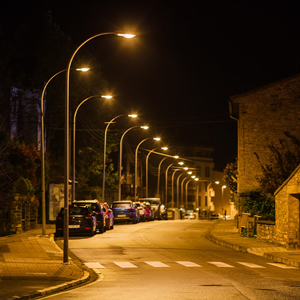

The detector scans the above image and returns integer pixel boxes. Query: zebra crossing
[84,260,298,270]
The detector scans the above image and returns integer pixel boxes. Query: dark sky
[2,0,300,170]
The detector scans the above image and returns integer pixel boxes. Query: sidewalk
[0,224,91,300]
[207,219,300,268]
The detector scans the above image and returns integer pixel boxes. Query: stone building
[229,74,300,194]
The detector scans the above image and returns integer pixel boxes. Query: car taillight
[85,214,92,219]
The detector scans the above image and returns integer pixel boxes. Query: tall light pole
[186,178,198,210]
[102,114,137,201]
[181,176,189,208]
[165,161,184,206]
[134,137,160,201]
[222,185,227,216]
[145,147,168,197]
[172,167,188,208]
[119,125,148,201]
[40,68,89,235]
[72,95,112,202]
[64,31,135,263]
[156,155,179,197]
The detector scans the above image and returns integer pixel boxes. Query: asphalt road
[42,220,300,300]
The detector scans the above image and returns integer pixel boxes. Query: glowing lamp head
[117,33,136,38]
[101,95,113,99]
[140,126,149,130]
[128,114,138,118]
[76,68,90,72]
[161,147,168,151]
[178,161,184,165]
[183,167,188,170]
[173,155,179,159]
[187,171,192,175]
[153,137,161,141]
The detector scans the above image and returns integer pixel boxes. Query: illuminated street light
[40,67,89,235]
[103,113,138,201]
[72,95,112,202]
[145,146,168,197]
[134,137,160,201]
[119,125,148,201]
[64,31,135,263]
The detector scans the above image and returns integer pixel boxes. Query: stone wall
[230,74,300,193]
[257,222,277,244]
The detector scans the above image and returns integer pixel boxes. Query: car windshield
[75,203,98,211]
[69,207,90,215]
[113,203,131,208]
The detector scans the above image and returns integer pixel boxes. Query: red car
[143,202,153,221]
[100,202,114,230]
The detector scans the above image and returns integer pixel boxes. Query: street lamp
[145,147,168,197]
[40,67,89,235]
[134,137,160,201]
[72,95,112,202]
[156,155,179,197]
[64,31,135,263]
[165,161,184,206]
[119,125,148,201]
[222,185,227,216]
[103,114,137,201]
[181,177,189,208]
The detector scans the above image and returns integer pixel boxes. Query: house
[229,74,300,194]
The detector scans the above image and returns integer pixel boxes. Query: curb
[5,271,91,300]
[205,233,248,253]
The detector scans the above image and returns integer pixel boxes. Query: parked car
[143,202,153,221]
[100,202,114,230]
[73,200,105,233]
[55,205,96,236]
[184,212,196,219]
[133,202,146,222]
[112,200,138,224]
[210,213,220,220]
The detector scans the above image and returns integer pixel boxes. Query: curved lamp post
[181,176,189,208]
[102,114,137,201]
[145,146,168,197]
[64,31,135,263]
[172,167,188,208]
[156,155,179,197]
[119,125,148,201]
[165,161,184,206]
[72,95,112,202]
[40,67,89,235]
[134,137,160,201]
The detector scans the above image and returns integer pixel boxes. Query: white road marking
[237,262,265,268]
[145,261,170,267]
[267,263,297,269]
[176,261,202,267]
[114,262,138,268]
[208,262,234,268]
[84,262,105,268]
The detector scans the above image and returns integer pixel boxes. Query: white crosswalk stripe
[145,261,170,267]
[267,263,297,269]
[114,262,138,268]
[208,262,234,268]
[82,260,298,270]
[84,262,105,268]
[176,261,202,267]
[237,262,265,268]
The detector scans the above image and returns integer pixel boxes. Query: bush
[13,177,35,197]
[239,190,275,221]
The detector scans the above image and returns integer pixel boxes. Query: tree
[255,132,300,195]
[223,159,237,202]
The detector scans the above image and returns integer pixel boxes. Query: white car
[184,212,196,219]
[133,202,146,222]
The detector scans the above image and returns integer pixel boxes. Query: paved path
[1,220,300,299]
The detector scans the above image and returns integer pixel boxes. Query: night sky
[2,0,300,170]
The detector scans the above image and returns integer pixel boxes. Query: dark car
[112,200,137,224]
[73,200,105,233]
[55,205,96,236]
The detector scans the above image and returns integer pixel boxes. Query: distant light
[128,114,138,118]
[173,155,179,159]
[76,68,90,72]
[178,161,184,165]
[195,178,199,181]
[183,167,188,170]
[215,181,220,184]
[187,171,192,175]
[161,147,168,151]
[101,95,113,99]
[153,137,161,141]
[191,175,196,178]
[140,126,149,130]
[117,33,136,38]
[222,185,227,188]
